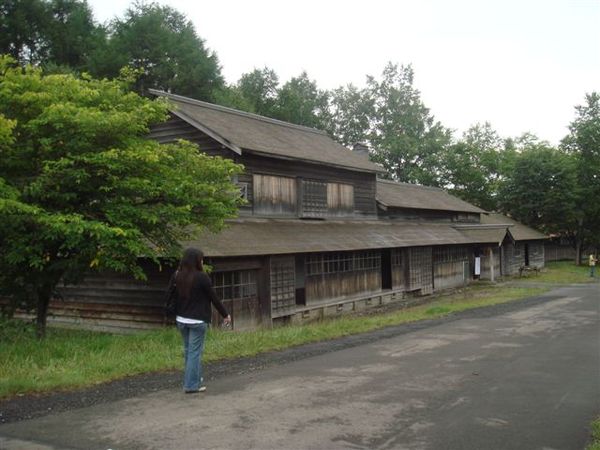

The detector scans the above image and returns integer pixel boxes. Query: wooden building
[26,91,547,332]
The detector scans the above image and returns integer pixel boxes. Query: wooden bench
[519,265,540,277]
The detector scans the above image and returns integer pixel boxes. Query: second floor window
[253,174,297,216]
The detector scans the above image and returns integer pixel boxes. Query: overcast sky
[87,0,599,145]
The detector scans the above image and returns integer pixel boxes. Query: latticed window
[305,251,380,276]
[302,179,327,217]
[270,256,295,313]
[212,270,257,300]
[433,246,468,263]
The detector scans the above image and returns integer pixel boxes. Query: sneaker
[184,386,207,394]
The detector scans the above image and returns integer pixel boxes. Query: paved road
[1,284,598,450]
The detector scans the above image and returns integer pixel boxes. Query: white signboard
[474,257,481,276]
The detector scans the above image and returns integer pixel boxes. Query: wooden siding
[327,182,354,216]
[253,174,297,216]
[148,115,229,157]
[241,153,377,217]
[270,255,296,317]
[408,247,433,293]
[544,243,576,262]
[480,246,500,280]
[391,248,407,290]
[306,270,381,303]
[433,246,470,290]
[528,241,545,268]
[501,240,545,276]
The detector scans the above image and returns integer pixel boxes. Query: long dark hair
[175,247,204,300]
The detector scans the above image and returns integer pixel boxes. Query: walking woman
[166,247,231,393]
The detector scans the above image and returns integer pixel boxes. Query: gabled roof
[149,90,382,174]
[376,180,486,214]
[453,224,512,246]
[480,213,548,241]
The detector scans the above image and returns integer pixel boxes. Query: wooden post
[489,247,495,282]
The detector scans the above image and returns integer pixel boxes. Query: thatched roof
[149,90,382,174]
[376,180,485,214]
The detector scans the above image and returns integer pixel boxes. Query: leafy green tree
[90,2,223,100]
[561,92,600,261]
[44,0,104,70]
[0,0,50,64]
[439,123,503,210]
[327,83,374,147]
[0,0,102,70]
[498,144,579,236]
[368,63,451,185]
[236,67,279,116]
[272,71,331,129]
[0,57,243,337]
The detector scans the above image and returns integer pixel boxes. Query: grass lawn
[515,260,597,284]
[0,284,548,400]
[587,417,600,450]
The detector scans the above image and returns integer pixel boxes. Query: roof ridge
[149,89,329,137]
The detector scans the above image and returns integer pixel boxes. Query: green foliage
[89,1,223,100]
[562,92,600,251]
[440,123,504,210]
[271,71,331,129]
[236,67,280,116]
[0,0,103,70]
[0,56,243,335]
[327,83,374,147]
[329,63,451,185]
[499,144,579,234]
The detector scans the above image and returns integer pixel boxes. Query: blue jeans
[591,266,596,277]
[177,321,208,391]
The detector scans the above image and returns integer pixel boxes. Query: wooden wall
[240,153,377,218]
[408,247,433,294]
[433,246,470,290]
[528,241,545,268]
[391,249,407,291]
[501,240,546,276]
[480,246,500,280]
[305,270,381,303]
[544,243,576,262]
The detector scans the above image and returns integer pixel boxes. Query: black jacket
[166,271,228,323]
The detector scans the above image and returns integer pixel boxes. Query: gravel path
[0,290,560,425]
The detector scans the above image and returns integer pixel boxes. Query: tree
[90,2,223,100]
[0,0,51,64]
[236,67,279,116]
[439,123,503,211]
[561,92,600,262]
[271,71,331,129]
[0,0,102,70]
[327,83,374,147]
[0,57,243,337]
[498,144,579,236]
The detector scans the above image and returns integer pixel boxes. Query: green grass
[586,417,600,450]
[516,260,597,284]
[0,284,547,400]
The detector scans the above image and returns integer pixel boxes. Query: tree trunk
[36,284,53,339]
[575,240,582,266]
